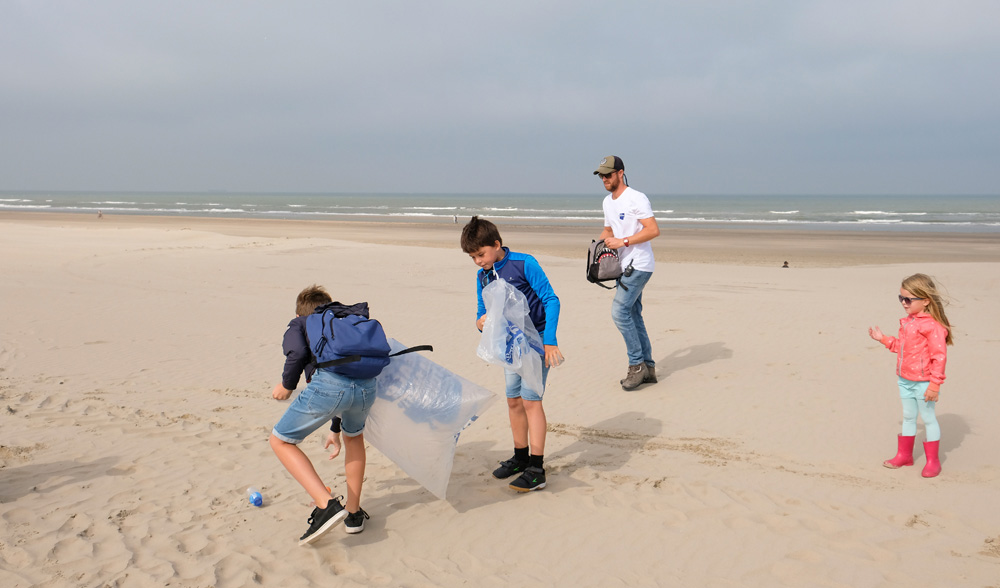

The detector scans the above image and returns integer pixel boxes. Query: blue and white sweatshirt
[476,247,560,346]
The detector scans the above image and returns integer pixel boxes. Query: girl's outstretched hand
[868,326,884,342]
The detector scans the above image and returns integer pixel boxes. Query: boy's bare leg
[507,397,529,449]
[269,434,334,508]
[522,399,546,457]
[343,433,366,513]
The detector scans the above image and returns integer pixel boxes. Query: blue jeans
[271,370,376,444]
[612,269,654,366]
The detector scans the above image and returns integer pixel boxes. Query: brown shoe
[620,363,647,391]
[643,363,657,384]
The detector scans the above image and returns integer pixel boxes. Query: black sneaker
[344,508,370,534]
[298,496,347,546]
[492,458,528,479]
[509,466,546,492]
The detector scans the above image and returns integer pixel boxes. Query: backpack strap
[595,274,629,291]
[315,354,363,370]
[315,345,433,370]
[389,344,434,357]
[586,240,595,282]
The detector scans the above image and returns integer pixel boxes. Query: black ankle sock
[529,454,544,469]
[514,446,529,463]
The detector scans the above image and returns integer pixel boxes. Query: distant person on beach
[269,285,371,545]
[98,210,103,219]
[868,273,953,478]
[594,155,660,390]
[782,261,789,268]
[461,216,563,492]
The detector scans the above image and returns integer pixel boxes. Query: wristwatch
[623,237,630,247]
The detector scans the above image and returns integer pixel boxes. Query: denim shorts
[271,369,376,444]
[504,365,549,402]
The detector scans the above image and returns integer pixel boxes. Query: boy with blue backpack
[269,285,375,544]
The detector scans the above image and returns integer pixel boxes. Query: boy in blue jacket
[461,216,563,492]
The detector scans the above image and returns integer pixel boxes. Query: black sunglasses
[898,295,926,304]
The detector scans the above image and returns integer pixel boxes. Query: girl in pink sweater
[869,273,954,478]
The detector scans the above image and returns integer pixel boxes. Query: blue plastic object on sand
[246,487,263,507]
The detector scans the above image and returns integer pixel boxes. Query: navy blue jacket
[280,316,314,391]
[279,315,340,433]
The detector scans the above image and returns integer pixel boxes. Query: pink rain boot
[922,440,941,478]
[883,435,915,468]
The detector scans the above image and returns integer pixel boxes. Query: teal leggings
[898,377,940,442]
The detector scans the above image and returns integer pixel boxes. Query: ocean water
[2,191,999,233]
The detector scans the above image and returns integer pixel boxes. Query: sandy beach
[2,212,1000,587]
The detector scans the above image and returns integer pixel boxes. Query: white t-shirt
[602,186,656,273]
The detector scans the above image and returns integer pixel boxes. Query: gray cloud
[2,1,998,195]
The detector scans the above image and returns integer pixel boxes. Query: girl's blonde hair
[901,273,954,345]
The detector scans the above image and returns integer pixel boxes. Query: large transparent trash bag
[366,339,496,500]
[476,279,545,398]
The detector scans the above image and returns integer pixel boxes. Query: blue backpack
[305,302,431,379]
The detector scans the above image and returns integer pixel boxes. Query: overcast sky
[3,1,999,195]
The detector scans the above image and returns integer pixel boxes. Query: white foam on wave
[0,203,50,209]
[852,210,927,216]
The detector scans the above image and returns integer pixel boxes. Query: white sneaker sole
[345,522,365,534]
[298,509,348,546]
[510,481,546,493]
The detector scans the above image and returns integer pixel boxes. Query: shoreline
[5,210,1000,266]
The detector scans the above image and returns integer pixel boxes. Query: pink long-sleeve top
[879,312,949,392]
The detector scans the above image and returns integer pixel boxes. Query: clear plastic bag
[366,339,497,500]
[476,279,545,397]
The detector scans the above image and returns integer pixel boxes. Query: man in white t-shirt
[595,155,661,390]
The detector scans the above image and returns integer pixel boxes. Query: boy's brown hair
[460,216,503,253]
[296,284,332,317]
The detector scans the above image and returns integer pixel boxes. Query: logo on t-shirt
[619,213,625,220]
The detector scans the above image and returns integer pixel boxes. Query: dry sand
[2,213,999,587]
